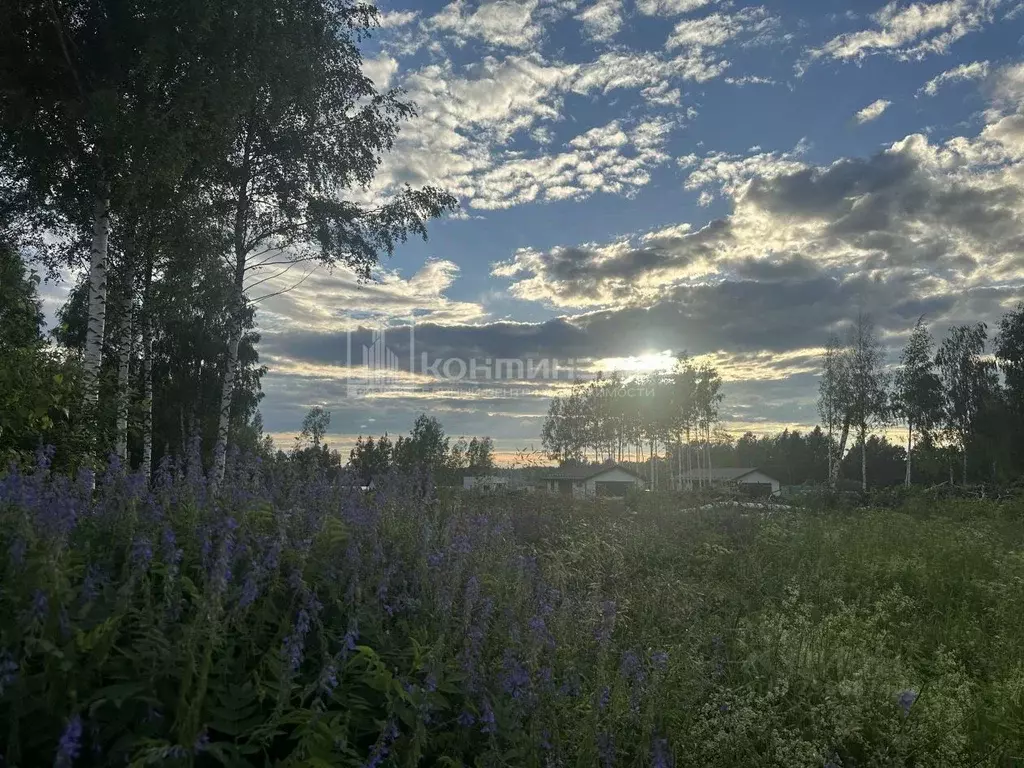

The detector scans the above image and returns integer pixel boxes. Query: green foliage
[4,455,1024,766]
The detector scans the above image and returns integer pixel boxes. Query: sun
[597,350,677,374]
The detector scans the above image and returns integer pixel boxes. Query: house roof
[679,467,776,482]
[544,463,646,482]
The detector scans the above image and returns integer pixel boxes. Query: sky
[160,0,1024,458]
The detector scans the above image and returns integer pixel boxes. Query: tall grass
[2,450,1023,766]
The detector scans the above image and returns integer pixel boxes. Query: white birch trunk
[860,426,867,491]
[905,421,912,488]
[114,263,134,462]
[83,197,111,407]
[211,325,241,491]
[830,419,851,488]
[141,311,153,478]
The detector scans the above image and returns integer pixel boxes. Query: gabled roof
[544,463,646,482]
[679,467,776,482]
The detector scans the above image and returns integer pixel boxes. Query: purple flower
[651,650,669,671]
[362,721,399,768]
[193,728,210,753]
[651,737,674,768]
[479,700,497,734]
[456,710,475,728]
[597,732,615,768]
[896,689,918,717]
[54,715,82,767]
[500,652,530,700]
[619,650,646,685]
[0,650,17,696]
[28,589,48,623]
[131,537,153,570]
[596,686,611,711]
[320,664,338,693]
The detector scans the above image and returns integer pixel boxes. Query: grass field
[2,454,1024,766]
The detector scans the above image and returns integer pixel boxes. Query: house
[680,467,781,497]
[463,474,509,491]
[541,464,646,498]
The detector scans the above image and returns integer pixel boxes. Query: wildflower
[456,710,475,728]
[0,650,17,696]
[29,589,48,623]
[597,686,611,711]
[130,537,153,570]
[320,664,338,694]
[541,730,552,751]
[479,700,497,734]
[651,650,669,671]
[651,736,674,768]
[500,651,530,700]
[619,650,646,685]
[54,715,82,768]
[597,732,615,768]
[896,689,918,717]
[362,721,399,768]
[193,728,210,753]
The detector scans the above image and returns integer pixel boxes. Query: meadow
[2,449,1024,767]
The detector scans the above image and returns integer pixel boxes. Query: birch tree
[818,333,851,488]
[846,312,890,491]
[936,323,998,484]
[893,319,943,486]
[206,0,457,489]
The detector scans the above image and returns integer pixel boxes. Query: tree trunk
[905,421,912,488]
[830,418,851,488]
[962,447,968,486]
[860,426,867,492]
[83,196,111,408]
[141,257,154,479]
[211,323,241,491]
[114,261,135,463]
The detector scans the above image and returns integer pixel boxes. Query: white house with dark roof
[541,464,646,498]
[679,467,781,497]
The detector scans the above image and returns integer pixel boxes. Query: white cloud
[636,0,718,14]
[992,61,1024,106]
[378,9,420,28]
[362,52,400,91]
[810,0,1004,62]
[854,98,892,123]
[665,7,777,51]
[576,0,623,40]
[425,0,544,48]
[917,59,990,95]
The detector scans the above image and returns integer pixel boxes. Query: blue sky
[249,0,1024,459]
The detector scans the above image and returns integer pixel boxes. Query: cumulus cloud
[992,61,1024,106]
[810,0,1005,63]
[665,7,778,51]
[377,9,420,28]
[492,113,1024,341]
[362,52,400,91]
[917,59,989,96]
[425,0,544,48]
[576,0,623,40]
[636,0,719,14]
[854,98,892,123]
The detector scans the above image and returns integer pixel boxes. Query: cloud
[665,7,778,52]
[810,0,1005,63]
[854,98,892,123]
[576,0,623,40]
[636,0,719,14]
[378,9,420,28]
[917,59,990,95]
[492,114,1024,339]
[992,61,1024,106]
[425,0,544,48]
[362,52,400,91]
